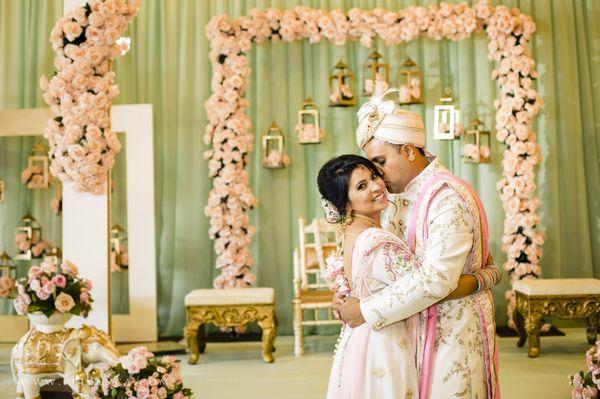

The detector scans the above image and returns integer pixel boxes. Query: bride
[318,154,491,399]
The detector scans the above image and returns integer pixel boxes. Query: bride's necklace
[349,211,380,229]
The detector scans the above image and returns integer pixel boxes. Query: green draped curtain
[1,0,598,336]
[0,0,64,314]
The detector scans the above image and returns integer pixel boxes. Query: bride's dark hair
[317,154,383,219]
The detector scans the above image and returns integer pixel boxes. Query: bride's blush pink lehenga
[326,228,420,399]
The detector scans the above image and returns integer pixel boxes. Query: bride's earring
[340,208,353,230]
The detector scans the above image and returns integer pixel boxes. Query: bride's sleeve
[359,190,474,330]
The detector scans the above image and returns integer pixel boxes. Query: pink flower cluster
[21,165,52,189]
[263,150,290,168]
[12,260,93,317]
[364,75,390,97]
[0,275,16,298]
[51,186,63,215]
[110,244,129,272]
[329,83,354,104]
[205,2,543,299]
[40,0,140,195]
[398,78,422,104]
[15,232,49,258]
[479,4,545,328]
[294,123,325,143]
[463,143,491,161]
[322,254,350,297]
[570,342,600,398]
[87,346,192,399]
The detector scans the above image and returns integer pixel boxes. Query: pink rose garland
[40,0,140,195]
[205,2,544,309]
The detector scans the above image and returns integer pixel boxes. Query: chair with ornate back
[292,216,342,356]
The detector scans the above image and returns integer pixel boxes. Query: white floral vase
[28,312,72,333]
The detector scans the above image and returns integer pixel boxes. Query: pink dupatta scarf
[407,172,499,399]
[335,228,419,399]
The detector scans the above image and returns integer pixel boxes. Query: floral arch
[203,1,545,327]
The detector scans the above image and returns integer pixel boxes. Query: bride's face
[347,165,388,216]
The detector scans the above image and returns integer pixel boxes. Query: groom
[334,90,500,399]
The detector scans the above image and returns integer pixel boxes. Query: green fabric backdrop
[0,0,598,337]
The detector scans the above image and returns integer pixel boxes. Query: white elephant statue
[11,324,120,399]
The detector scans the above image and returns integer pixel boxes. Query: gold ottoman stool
[184,287,276,364]
[514,278,600,357]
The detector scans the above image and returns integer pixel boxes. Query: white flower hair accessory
[321,198,343,224]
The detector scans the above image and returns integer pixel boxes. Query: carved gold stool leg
[587,313,600,345]
[184,307,203,364]
[514,307,527,348]
[258,306,276,363]
[525,312,543,357]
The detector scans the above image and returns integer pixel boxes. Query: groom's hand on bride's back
[333,297,366,328]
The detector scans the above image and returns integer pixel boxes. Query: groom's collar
[400,157,448,200]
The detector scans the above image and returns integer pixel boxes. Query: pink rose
[80,290,90,304]
[36,289,51,300]
[53,274,67,288]
[61,261,79,276]
[62,21,83,42]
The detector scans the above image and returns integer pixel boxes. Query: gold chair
[293,217,342,356]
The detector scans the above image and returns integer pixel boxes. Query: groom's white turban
[356,88,426,149]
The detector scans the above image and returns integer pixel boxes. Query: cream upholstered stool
[514,279,600,357]
[183,288,276,364]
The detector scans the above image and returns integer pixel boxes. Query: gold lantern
[462,118,492,164]
[296,98,324,144]
[25,141,51,189]
[43,246,62,267]
[14,213,43,260]
[0,178,4,204]
[433,87,462,140]
[329,60,357,107]
[397,58,424,104]
[110,224,128,271]
[0,251,16,280]
[363,51,390,96]
[262,121,290,169]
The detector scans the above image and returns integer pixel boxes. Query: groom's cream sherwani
[360,158,499,399]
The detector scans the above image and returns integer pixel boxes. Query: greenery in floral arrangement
[570,343,600,398]
[12,261,93,318]
[86,346,192,399]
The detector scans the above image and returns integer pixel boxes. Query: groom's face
[364,139,414,194]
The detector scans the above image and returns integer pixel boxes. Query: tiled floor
[0,329,589,398]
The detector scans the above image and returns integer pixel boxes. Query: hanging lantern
[363,51,390,97]
[23,141,51,189]
[397,58,424,104]
[433,87,462,140]
[110,224,129,272]
[14,214,46,260]
[0,178,4,204]
[0,251,16,279]
[262,121,290,169]
[295,98,325,144]
[50,183,62,215]
[0,251,16,297]
[43,245,62,267]
[463,118,492,164]
[329,60,357,107]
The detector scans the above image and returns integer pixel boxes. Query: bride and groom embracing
[318,89,501,399]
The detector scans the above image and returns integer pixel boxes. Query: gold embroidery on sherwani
[372,368,386,379]
[397,337,408,350]
[442,355,473,396]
